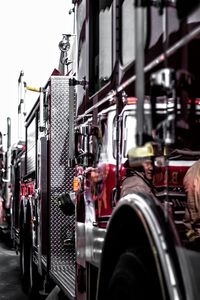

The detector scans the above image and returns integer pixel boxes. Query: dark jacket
[120,170,157,200]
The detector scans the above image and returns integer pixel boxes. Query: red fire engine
[3,1,200,299]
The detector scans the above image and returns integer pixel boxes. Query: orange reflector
[73,177,80,192]
[127,97,137,105]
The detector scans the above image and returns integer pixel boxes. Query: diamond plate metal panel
[26,117,36,174]
[49,76,76,296]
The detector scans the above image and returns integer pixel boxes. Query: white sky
[0,0,74,148]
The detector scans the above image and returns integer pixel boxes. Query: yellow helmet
[125,142,158,168]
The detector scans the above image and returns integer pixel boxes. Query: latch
[69,77,88,90]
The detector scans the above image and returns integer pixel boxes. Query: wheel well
[97,203,169,300]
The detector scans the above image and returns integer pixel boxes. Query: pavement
[0,235,28,300]
[0,233,71,300]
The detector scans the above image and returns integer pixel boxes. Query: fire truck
[0,119,13,234]
[5,0,200,299]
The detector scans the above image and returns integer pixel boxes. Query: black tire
[19,209,25,282]
[21,205,43,298]
[107,251,154,300]
[20,210,33,294]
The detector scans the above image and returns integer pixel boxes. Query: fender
[96,192,187,300]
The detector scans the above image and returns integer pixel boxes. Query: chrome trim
[167,160,196,167]
[77,190,107,267]
[86,224,106,267]
[77,222,106,268]
[76,222,85,267]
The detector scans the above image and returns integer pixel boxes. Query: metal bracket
[69,77,88,90]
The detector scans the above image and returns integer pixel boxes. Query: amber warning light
[127,97,137,105]
[73,177,81,192]
[125,96,150,105]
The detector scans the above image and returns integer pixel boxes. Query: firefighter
[121,142,157,200]
[183,159,200,250]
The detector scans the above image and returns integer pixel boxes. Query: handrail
[76,24,200,122]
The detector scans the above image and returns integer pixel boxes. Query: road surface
[0,235,28,300]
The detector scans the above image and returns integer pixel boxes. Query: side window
[89,1,113,94]
[112,116,117,159]
[122,110,152,158]
[123,114,137,157]
[112,114,122,160]
[121,0,135,66]
[99,4,112,86]
[98,117,108,162]
[121,0,147,66]
[98,110,118,162]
